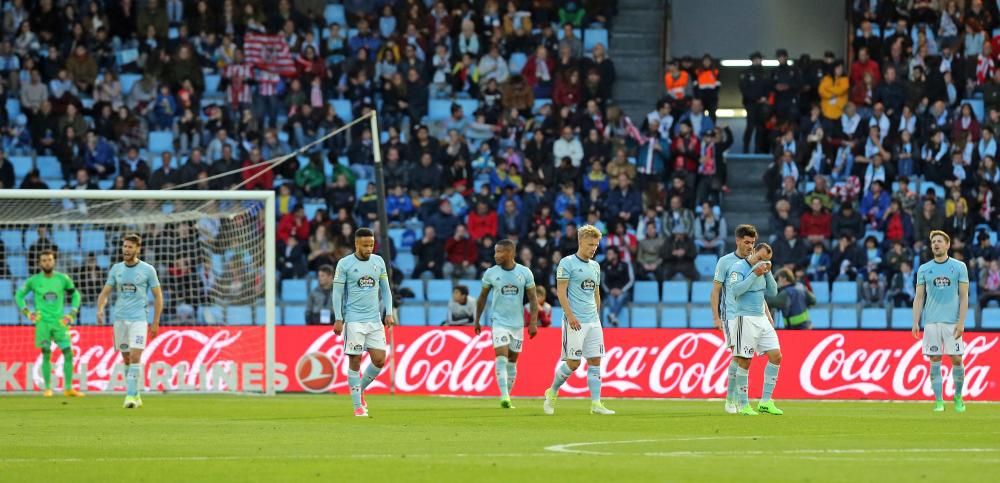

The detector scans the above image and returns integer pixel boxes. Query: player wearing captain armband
[332,228,395,417]
[15,249,84,397]
[474,239,538,409]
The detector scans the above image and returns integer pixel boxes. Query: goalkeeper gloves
[21,308,37,323]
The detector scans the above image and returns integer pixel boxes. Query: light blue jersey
[917,257,969,325]
[556,255,601,324]
[713,251,744,320]
[483,264,536,329]
[332,253,393,324]
[725,259,777,318]
[105,260,160,322]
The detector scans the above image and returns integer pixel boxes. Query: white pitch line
[0,453,536,464]
[544,436,764,455]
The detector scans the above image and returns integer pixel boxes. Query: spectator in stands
[443,224,478,280]
[800,197,832,244]
[307,225,336,273]
[773,224,809,270]
[693,202,726,256]
[636,222,665,281]
[662,194,694,237]
[861,270,887,308]
[980,260,1000,308]
[913,199,946,249]
[277,205,310,247]
[860,180,891,224]
[522,45,554,98]
[676,98,714,138]
[526,285,552,328]
[889,259,917,307]
[831,233,862,281]
[660,230,698,281]
[671,121,700,180]
[412,225,444,279]
[739,52,770,153]
[148,152,180,190]
[305,265,334,325]
[278,235,308,280]
[600,246,634,327]
[553,126,584,168]
[773,175,804,217]
[805,241,831,282]
[663,59,690,106]
[605,174,642,229]
[446,285,477,326]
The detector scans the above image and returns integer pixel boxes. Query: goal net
[0,189,276,395]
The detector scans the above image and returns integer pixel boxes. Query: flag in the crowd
[243,33,297,76]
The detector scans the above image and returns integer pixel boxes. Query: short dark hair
[38,249,56,260]
[453,285,469,296]
[123,234,142,246]
[735,224,758,239]
[496,239,516,250]
[318,265,334,276]
[355,227,375,239]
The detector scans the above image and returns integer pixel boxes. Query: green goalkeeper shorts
[35,321,71,350]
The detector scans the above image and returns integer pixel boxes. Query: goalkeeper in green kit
[14,249,85,397]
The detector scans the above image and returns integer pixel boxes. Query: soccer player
[96,234,163,409]
[473,239,539,409]
[912,230,969,413]
[543,224,615,415]
[331,227,395,417]
[14,250,84,397]
[712,224,758,414]
[726,243,782,416]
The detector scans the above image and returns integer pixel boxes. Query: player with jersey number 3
[912,230,970,413]
[544,224,615,415]
[96,234,163,409]
[474,239,539,409]
[332,227,395,418]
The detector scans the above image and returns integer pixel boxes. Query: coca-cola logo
[801,334,997,398]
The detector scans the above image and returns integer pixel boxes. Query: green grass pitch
[2,395,999,482]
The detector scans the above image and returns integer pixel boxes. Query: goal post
[0,189,277,395]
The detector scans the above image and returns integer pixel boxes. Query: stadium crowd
[0,0,997,327]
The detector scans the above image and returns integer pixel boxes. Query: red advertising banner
[0,327,997,400]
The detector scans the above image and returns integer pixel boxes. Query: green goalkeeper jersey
[15,272,81,324]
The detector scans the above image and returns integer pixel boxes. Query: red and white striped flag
[243,33,297,76]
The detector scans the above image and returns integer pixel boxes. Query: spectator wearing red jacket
[277,205,310,245]
[522,45,556,98]
[553,70,582,108]
[799,197,832,244]
[850,46,881,87]
[467,201,498,240]
[241,147,274,190]
[443,224,479,279]
[525,286,552,328]
[671,121,700,176]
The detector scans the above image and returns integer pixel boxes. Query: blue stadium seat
[396,253,416,277]
[861,308,887,329]
[281,279,308,303]
[662,280,688,304]
[226,305,254,324]
[400,279,424,300]
[614,308,630,326]
[457,279,481,297]
[198,305,223,324]
[660,307,687,328]
[982,308,1000,329]
[970,282,979,305]
[551,307,563,327]
[303,202,326,220]
[831,281,857,304]
[399,305,426,326]
[36,156,60,179]
[23,230,38,249]
[690,281,713,303]
[0,304,20,325]
[11,156,32,180]
[282,305,306,326]
[98,179,114,190]
[831,307,859,329]
[148,131,174,152]
[426,280,452,302]
[694,254,718,279]
[120,74,141,94]
[1,230,22,253]
[583,28,609,52]
[863,230,884,243]
[80,230,107,254]
[811,283,830,304]
[920,181,945,199]
[633,281,659,304]
[8,256,27,278]
[255,306,267,326]
[428,305,448,325]
[6,98,20,119]
[689,306,713,328]
[891,308,913,329]
[355,179,368,198]
[330,99,353,121]
[53,230,79,252]
[508,52,527,74]
[428,99,452,120]
[324,4,346,25]
[96,255,111,268]
[0,280,12,302]
[533,98,551,113]
[388,228,406,251]
[811,307,831,328]
[630,307,657,328]
[454,98,479,117]
[963,98,985,122]
[79,305,97,326]
[556,28,583,40]
[204,74,221,94]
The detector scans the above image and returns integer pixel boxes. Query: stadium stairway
[721,153,773,241]
[610,0,666,120]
